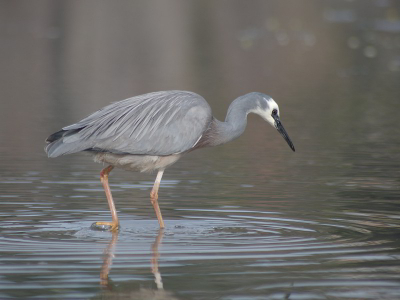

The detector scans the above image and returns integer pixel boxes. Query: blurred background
[1,0,400,163]
[1,0,400,299]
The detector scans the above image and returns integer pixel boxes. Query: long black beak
[273,115,295,152]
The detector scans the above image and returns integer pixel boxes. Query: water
[1,1,400,299]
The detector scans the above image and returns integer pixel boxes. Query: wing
[45,91,212,157]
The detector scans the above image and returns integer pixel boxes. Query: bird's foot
[90,221,119,231]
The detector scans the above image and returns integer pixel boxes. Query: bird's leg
[92,165,119,231]
[150,170,165,229]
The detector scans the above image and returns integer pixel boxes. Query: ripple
[0,208,395,261]
[1,204,399,298]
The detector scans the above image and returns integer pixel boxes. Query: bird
[45,90,295,231]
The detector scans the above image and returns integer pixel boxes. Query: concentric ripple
[1,158,400,300]
[1,198,400,299]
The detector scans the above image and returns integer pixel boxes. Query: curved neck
[209,96,260,147]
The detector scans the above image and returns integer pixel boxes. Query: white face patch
[249,97,280,127]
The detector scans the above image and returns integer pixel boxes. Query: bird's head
[250,93,295,152]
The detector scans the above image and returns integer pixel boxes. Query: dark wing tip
[45,130,66,144]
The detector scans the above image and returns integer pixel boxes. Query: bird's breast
[93,152,182,173]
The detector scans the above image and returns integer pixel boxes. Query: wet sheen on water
[1,136,400,299]
[1,1,400,299]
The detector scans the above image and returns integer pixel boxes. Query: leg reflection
[100,230,118,289]
[151,229,165,290]
[99,229,166,291]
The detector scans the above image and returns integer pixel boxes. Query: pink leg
[150,170,165,229]
[94,165,119,231]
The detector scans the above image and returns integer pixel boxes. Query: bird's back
[45,91,212,157]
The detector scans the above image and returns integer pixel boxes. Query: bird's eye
[272,109,278,115]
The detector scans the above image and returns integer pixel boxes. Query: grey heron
[45,90,295,230]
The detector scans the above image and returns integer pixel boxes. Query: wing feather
[45,91,212,157]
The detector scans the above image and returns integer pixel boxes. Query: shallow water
[1,1,400,299]
[1,130,400,299]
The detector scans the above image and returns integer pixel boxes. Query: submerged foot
[90,221,119,231]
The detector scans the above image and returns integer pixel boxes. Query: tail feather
[46,129,68,143]
[45,128,93,158]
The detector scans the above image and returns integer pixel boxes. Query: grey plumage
[46,91,212,158]
[46,90,295,163]
[45,90,294,229]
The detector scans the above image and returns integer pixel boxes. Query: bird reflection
[98,229,178,299]
[151,229,164,290]
[100,230,118,288]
